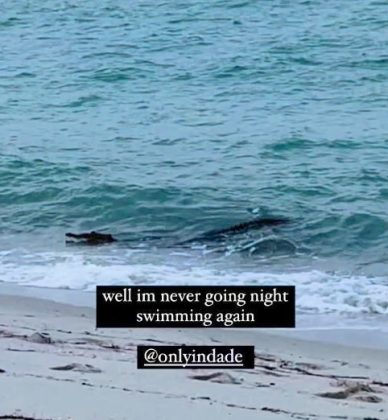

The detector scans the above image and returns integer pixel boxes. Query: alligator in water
[65,217,289,246]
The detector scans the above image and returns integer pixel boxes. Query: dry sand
[0,284,387,420]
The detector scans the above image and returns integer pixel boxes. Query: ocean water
[1,0,387,322]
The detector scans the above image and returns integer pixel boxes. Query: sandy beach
[0,283,387,420]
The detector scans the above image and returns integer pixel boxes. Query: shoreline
[1,280,388,350]
[1,282,388,419]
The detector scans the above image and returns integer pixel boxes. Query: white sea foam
[0,248,387,318]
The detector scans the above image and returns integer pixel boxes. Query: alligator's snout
[65,231,117,245]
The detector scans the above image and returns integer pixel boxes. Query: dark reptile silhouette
[65,231,117,245]
[65,217,289,246]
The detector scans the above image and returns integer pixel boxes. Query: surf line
[136,308,255,327]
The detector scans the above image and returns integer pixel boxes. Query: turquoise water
[1,1,387,317]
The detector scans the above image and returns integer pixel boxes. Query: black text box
[96,285,295,328]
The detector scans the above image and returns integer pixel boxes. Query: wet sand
[0,283,387,420]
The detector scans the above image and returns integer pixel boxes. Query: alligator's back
[200,217,289,238]
[176,217,290,246]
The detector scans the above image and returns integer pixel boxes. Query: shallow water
[1,0,387,319]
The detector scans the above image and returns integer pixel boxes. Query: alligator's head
[65,231,117,245]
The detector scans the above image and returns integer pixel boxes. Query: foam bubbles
[1,248,387,320]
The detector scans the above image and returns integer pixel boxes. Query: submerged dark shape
[65,231,117,245]
[198,217,289,238]
[65,217,289,246]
